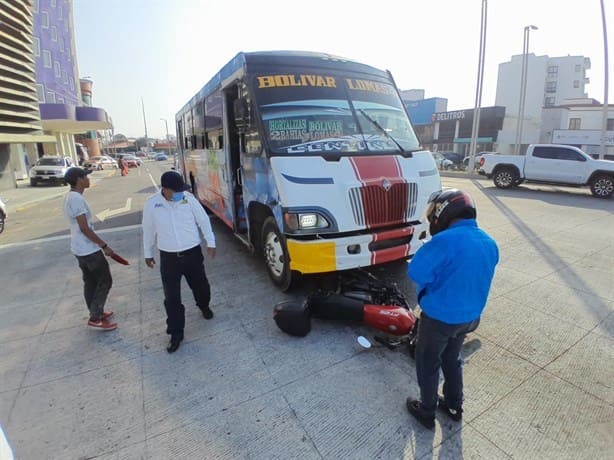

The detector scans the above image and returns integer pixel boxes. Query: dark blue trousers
[160,245,210,339]
[414,312,480,414]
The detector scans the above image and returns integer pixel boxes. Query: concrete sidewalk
[0,175,613,459]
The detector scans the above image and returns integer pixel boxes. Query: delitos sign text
[431,110,467,122]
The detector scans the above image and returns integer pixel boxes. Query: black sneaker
[167,336,183,353]
[438,396,463,421]
[406,398,435,429]
[201,306,213,320]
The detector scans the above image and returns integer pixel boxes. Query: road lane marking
[96,198,132,222]
[148,172,159,191]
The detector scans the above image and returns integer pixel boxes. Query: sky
[73,0,611,139]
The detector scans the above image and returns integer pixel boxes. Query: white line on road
[148,172,159,192]
[96,197,132,222]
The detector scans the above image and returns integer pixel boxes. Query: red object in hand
[110,253,130,265]
[363,304,416,336]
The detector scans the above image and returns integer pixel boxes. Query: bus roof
[176,50,391,119]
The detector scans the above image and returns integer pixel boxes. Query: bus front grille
[349,182,418,227]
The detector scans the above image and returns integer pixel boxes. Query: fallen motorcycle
[273,271,420,356]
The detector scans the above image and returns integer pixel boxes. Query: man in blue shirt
[406,189,499,429]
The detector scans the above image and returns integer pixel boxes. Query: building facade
[495,53,591,154]
[0,0,111,191]
[400,92,447,150]
[541,98,614,156]
[31,0,110,167]
[0,0,55,191]
[429,107,506,154]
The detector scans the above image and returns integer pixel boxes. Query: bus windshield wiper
[358,109,405,154]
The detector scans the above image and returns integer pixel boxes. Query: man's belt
[160,245,200,257]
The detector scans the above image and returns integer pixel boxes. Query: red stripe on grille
[349,156,407,228]
[349,156,402,182]
[370,228,413,264]
[361,183,409,228]
[371,244,411,265]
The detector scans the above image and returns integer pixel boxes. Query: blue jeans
[414,312,480,414]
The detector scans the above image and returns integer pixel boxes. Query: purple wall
[33,0,80,106]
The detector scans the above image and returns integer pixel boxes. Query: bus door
[225,83,248,236]
[228,81,267,242]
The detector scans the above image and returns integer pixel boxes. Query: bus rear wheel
[261,217,292,291]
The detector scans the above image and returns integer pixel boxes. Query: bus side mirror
[233,99,249,131]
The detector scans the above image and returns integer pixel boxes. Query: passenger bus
[175,51,441,290]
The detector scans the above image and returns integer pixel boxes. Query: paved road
[0,161,172,244]
[0,171,612,459]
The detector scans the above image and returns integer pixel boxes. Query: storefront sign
[552,130,614,146]
[432,110,467,122]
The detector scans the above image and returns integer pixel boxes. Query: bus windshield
[252,72,420,155]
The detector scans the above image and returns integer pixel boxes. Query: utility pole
[514,25,538,155]
[468,0,487,172]
[599,0,609,159]
[141,97,148,152]
[160,118,172,159]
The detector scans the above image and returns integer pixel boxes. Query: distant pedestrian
[63,167,117,331]
[117,157,128,176]
[142,171,216,353]
[406,189,498,429]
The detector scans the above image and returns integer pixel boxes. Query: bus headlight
[284,212,330,231]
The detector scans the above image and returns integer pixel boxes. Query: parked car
[440,152,464,170]
[84,155,118,170]
[29,156,73,186]
[118,154,141,167]
[430,152,454,170]
[0,197,6,234]
[479,144,614,198]
[155,153,168,161]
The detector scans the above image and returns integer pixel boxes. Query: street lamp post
[160,118,172,159]
[467,0,488,172]
[514,25,538,156]
[599,0,609,160]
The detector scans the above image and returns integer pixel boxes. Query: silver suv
[29,156,73,186]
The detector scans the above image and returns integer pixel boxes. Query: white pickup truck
[478,144,614,199]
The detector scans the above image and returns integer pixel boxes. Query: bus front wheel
[261,217,292,291]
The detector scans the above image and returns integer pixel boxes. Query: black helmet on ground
[426,189,477,236]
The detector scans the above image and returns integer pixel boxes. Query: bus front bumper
[286,225,428,275]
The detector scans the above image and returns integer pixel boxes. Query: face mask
[171,192,184,202]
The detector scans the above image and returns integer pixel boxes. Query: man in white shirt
[63,167,117,331]
[142,171,216,353]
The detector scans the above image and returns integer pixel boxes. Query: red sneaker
[87,318,117,331]
[102,311,114,320]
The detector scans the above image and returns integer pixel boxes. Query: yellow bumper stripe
[287,239,336,274]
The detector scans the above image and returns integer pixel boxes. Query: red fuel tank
[363,304,416,336]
